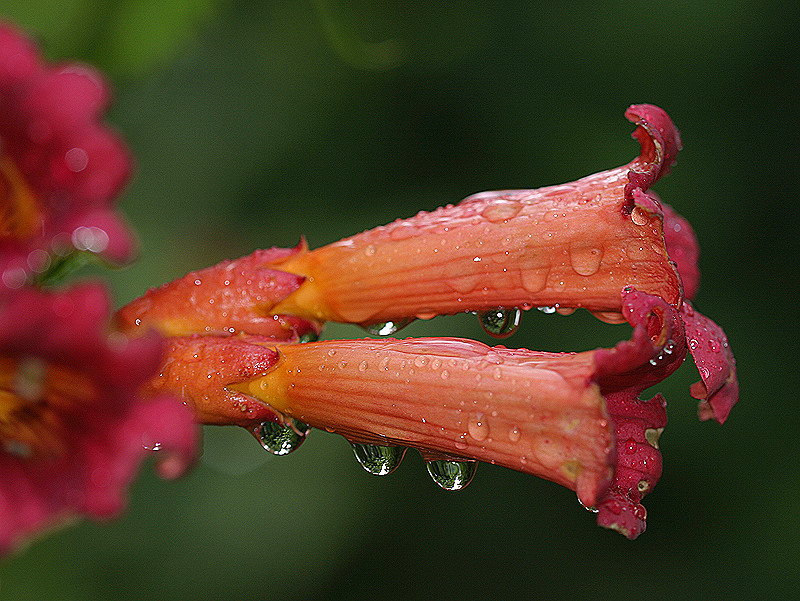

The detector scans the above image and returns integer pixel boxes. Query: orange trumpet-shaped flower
[264,104,683,326]
[116,104,738,538]
[143,288,682,538]
[119,104,683,339]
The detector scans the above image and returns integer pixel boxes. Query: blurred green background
[2,0,797,599]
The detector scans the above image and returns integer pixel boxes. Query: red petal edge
[682,302,738,424]
[593,288,687,539]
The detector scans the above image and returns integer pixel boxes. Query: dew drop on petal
[481,200,521,223]
[257,419,310,455]
[467,412,489,441]
[426,459,477,491]
[364,318,414,336]
[569,244,603,276]
[478,307,520,338]
[351,443,406,475]
[631,206,649,225]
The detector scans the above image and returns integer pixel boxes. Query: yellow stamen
[0,155,42,240]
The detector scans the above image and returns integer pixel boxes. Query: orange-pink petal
[264,105,682,326]
[116,243,320,341]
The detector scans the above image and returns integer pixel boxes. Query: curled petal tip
[681,303,738,424]
[625,103,683,180]
[597,495,648,540]
[624,104,682,213]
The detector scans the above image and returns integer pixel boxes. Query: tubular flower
[118,104,738,538]
[0,283,198,556]
[0,21,134,289]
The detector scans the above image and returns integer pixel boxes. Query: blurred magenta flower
[119,105,738,538]
[0,283,198,555]
[0,21,134,289]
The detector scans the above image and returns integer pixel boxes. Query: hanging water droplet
[537,306,557,314]
[257,419,310,455]
[426,459,477,491]
[298,331,319,343]
[351,443,406,475]
[363,318,414,336]
[478,307,520,338]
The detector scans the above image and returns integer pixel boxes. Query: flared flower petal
[681,302,738,424]
[115,244,321,341]
[0,283,198,555]
[260,104,683,326]
[0,21,134,287]
[661,201,700,301]
[143,289,684,537]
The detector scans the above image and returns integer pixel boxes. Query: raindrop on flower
[351,443,407,475]
[363,318,414,336]
[478,307,521,338]
[298,331,319,343]
[257,419,310,455]
[537,306,557,314]
[467,412,489,441]
[426,459,477,491]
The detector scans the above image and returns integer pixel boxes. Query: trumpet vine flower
[0,22,198,557]
[118,104,738,538]
[0,21,134,289]
[0,283,197,555]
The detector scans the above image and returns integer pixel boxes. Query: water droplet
[508,426,521,442]
[481,200,521,223]
[631,206,649,225]
[590,310,627,324]
[298,331,319,343]
[257,419,310,455]
[358,360,369,372]
[537,306,557,314]
[569,243,603,276]
[624,438,637,454]
[364,318,414,336]
[478,307,521,338]
[467,412,489,441]
[521,268,548,292]
[426,459,477,491]
[663,339,675,355]
[351,443,406,475]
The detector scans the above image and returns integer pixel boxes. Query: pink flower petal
[0,283,199,555]
[682,302,738,424]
